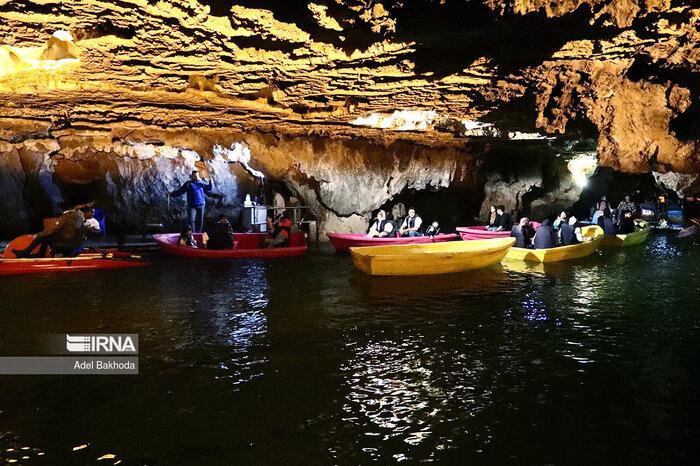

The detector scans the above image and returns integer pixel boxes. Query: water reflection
[339,335,493,461]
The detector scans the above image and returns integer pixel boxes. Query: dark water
[1,233,700,465]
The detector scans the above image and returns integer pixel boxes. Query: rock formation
[1,1,700,236]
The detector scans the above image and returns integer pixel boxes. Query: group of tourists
[508,212,585,250]
[171,169,293,249]
[365,207,441,239]
[591,195,638,235]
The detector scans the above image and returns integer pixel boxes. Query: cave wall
[0,127,482,238]
[1,1,700,175]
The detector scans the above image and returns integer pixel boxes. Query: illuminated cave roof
[1,0,700,173]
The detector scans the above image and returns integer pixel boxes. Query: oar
[85,237,108,258]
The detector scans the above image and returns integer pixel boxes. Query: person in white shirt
[399,208,423,237]
[366,210,395,237]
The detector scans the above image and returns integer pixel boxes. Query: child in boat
[366,210,396,237]
[179,226,198,248]
[424,221,440,238]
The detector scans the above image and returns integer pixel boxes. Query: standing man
[399,207,423,237]
[169,169,212,233]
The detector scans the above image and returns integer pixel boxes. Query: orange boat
[0,235,148,275]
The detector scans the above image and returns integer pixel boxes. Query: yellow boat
[350,237,516,276]
[504,225,604,263]
[600,220,650,247]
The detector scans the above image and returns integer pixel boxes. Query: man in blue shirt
[169,170,213,232]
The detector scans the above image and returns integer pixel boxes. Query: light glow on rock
[352,111,495,135]
[567,153,598,187]
[0,29,79,78]
[213,143,265,179]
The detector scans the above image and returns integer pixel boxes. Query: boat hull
[600,229,650,247]
[0,253,148,275]
[153,232,307,258]
[457,223,540,241]
[600,219,650,247]
[505,226,603,262]
[327,232,458,252]
[350,237,516,276]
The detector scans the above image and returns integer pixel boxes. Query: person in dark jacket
[533,219,558,249]
[597,208,617,235]
[617,210,636,234]
[510,217,534,248]
[169,169,213,233]
[495,205,513,232]
[559,216,581,245]
[203,214,234,249]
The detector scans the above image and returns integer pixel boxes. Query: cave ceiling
[1,0,700,174]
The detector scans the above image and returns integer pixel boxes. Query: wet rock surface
[1,1,700,235]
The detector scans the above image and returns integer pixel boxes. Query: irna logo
[66,334,137,353]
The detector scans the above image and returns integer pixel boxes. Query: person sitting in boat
[617,210,636,234]
[485,205,500,231]
[365,210,395,238]
[424,220,440,238]
[533,219,558,249]
[494,205,513,232]
[12,204,101,258]
[203,214,234,249]
[510,217,534,248]
[559,216,583,245]
[597,208,617,235]
[553,211,567,231]
[591,196,612,223]
[178,226,198,248]
[617,195,636,215]
[399,208,423,237]
[265,213,292,247]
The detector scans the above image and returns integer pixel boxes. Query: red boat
[457,223,540,241]
[326,232,459,252]
[0,235,148,276]
[153,232,307,258]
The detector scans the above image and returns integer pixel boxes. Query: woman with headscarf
[559,216,583,245]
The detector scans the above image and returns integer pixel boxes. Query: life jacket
[559,223,578,245]
[376,219,397,236]
[425,225,440,236]
[533,226,557,249]
[404,215,422,232]
[273,218,292,246]
[511,225,530,248]
[180,233,195,247]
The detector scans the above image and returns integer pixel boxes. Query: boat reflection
[352,265,509,299]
